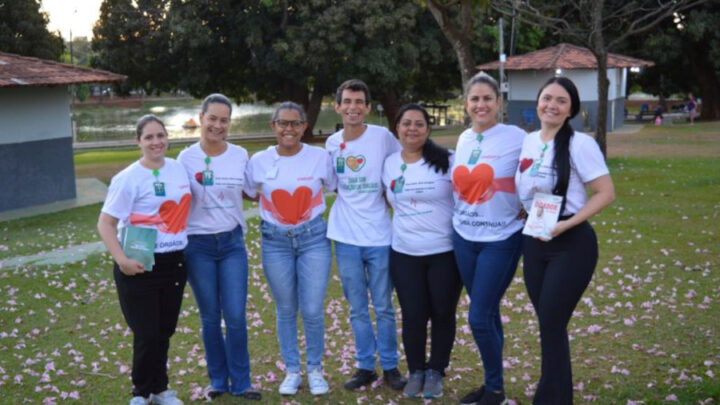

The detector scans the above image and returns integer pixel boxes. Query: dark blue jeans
[452,229,522,392]
[185,226,252,395]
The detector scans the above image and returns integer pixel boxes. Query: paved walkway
[0,207,259,270]
[0,178,108,222]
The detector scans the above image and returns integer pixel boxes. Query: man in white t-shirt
[325,79,405,391]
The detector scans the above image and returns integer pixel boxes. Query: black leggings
[114,250,187,398]
[523,221,598,405]
[389,249,463,374]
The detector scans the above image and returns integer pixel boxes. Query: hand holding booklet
[522,193,564,240]
[120,225,157,271]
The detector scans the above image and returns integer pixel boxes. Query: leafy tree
[62,37,93,66]
[493,0,706,156]
[0,0,63,60]
[623,1,720,120]
[166,0,460,137]
[92,0,174,95]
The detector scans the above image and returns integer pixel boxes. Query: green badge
[202,169,214,186]
[153,182,166,196]
[468,148,481,165]
[336,156,345,173]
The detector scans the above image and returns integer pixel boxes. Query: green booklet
[120,225,157,271]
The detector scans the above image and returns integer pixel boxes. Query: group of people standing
[98,74,614,405]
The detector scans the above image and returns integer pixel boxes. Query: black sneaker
[478,389,508,405]
[460,386,486,405]
[383,368,407,391]
[344,369,378,390]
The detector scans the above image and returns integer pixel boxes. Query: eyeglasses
[273,119,305,129]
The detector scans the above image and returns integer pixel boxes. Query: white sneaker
[151,390,183,405]
[308,369,329,395]
[278,372,302,395]
[129,396,150,405]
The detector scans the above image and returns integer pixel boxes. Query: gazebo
[476,43,654,132]
[0,52,125,213]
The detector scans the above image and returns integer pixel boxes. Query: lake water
[71,98,389,142]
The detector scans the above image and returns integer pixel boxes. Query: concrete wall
[0,87,76,212]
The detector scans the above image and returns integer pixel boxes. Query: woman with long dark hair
[383,104,463,399]
[515,77,615,404]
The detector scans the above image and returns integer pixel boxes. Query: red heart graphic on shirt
[452,164,495,204]
[519,158,533,173]
[158,194,191,234]
[270,187,314,225]
[194,172,203,184]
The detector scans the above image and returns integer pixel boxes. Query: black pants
[113,250,187,398]
[389,249,463,374]
[523,221,598,405]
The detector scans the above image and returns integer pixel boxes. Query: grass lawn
[0,122,718,404]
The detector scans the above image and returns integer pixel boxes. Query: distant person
[245,102,336,396]
[383,104,462,399]
[97,115,190,405]
[325,79,406,391]
[653,104,664,126]
[453,72,526,405]
[516,77,615,404]
[688,92,698,125]
[177,94,260,401]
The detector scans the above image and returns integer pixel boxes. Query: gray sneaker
[423,369,443,398]
[403,370,425,398]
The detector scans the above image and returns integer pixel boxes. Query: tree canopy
[0,0,64,60]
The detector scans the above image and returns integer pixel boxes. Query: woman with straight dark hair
[453,72,527,405]
[383,104,463,399]
[515,77,615,404]
[98,115,190,405]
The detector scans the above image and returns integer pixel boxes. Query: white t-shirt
[515,130,609,216]
[382,152,454,256]
[451,124,526,242]
[177,142,250,235]
[102,158,191,253]
[326,124,401,246]
[245,144,335,227]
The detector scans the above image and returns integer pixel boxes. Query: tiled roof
[0,52,126,88]
[476,43,654,71]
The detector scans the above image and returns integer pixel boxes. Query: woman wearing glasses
[177,94,260,401]
[245,102,336,396]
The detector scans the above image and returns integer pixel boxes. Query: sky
[41,0,104,40]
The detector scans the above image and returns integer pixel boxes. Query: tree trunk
[426,0,475,88]
[379,90,401,137]
[590,0,608,157]
[303,87,325,141]
[688,43,720,120]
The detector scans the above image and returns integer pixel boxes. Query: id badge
[529,162,541,177]
[153,182,166,196]
[202,169,214,185]
[468,148,481,165]
[392,176,405,194]
[336,156,345,173]
[265,166,279,179]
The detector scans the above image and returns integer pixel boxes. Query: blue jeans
[334,242,398,371]
[260,216,331,373]
[452,229,522,392]
[185,226,252,395]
